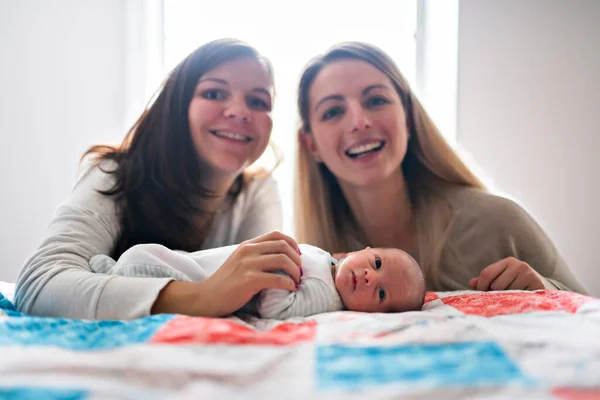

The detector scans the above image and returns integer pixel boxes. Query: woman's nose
[348,103,371,133]
[224,97,251,122]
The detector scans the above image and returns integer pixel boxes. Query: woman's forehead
[201,58,273,92]
[310,59,391,98]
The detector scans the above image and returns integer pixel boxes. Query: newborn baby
[90,243,426,319]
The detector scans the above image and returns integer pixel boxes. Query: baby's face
[334,247,419,313]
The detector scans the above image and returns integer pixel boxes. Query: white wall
[457,0,600,295]
[0,0,126,281]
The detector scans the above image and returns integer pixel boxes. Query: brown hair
[295,42,485,286]
[83,38,276,258]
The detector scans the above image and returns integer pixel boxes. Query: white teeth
[347,141,383,155]
[213,131,250,142]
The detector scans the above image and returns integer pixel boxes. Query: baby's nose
[364,269,375,285]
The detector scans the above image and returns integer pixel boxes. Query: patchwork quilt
[1,285,599,399]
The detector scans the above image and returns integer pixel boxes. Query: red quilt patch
[424,292,440,304]
[150,316,316,345]
[441,291,595,317]
[553,387,600,400]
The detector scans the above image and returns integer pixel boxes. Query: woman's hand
[469,257,552,291]
[151,231,303,317]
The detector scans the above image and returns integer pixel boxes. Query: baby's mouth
[351,271,357,291]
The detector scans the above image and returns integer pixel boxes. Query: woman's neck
[339,170,416,251]
[197,170,240,213]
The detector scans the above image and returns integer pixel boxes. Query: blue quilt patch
[0,313,174,350]
[316,341,529,390]
[0,387,86,400]
[0,292,18,316]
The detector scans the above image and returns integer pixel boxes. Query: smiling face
[334,247,424,313]
[188,57,274,177]
[302,59,409,188]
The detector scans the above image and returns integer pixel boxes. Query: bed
[1,281,599,399]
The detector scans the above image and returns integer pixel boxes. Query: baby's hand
[469,257,550,291]
[332,253,348,260]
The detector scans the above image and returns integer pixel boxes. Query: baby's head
[334,247,425,313]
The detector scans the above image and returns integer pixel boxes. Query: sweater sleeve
[235,174,283,243]
[441,190,588,294]
[500,199,588,293]
[14,165,173,320]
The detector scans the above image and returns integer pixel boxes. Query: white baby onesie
[89,243,344,319]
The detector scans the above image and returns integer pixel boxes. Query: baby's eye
[375,257,382,269]
[378,288,386,301]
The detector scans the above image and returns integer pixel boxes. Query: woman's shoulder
[231,171,280,211]
[69,159,119,211]
[243,171,279,197]
[76,159,118,192]
[441,186,529,223]
[439,186,545,251]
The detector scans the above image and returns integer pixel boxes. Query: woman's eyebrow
[362,83,392,96]
[314,94,344,112]
[197,77,228,85]
[251,87,272,98]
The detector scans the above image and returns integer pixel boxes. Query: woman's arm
[16,163,303,320]
[500,199,587,293]
[154,231,304,317]
[15,166,173,319]
[457,194,588,294]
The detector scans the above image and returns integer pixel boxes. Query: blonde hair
[294,42,485,285]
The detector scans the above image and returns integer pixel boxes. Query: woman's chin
[339,172,397,189]
[207,157,252,176]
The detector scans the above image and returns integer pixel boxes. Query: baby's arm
[89,244,208,281]
[258,278,343,320]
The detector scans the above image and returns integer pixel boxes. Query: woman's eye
[379,288,386,301]
[367,96,389,107]
[322,106,343,121]
[375,257,382,269]
[247,96,270,111]
[201,89,226,101]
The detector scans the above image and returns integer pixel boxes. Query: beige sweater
[433,187,587,294]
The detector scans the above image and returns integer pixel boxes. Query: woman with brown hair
[15,38,302,320]
[295,42,587,294]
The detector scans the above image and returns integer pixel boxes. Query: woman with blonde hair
[15,39,303,320]
[295,42,586,293]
